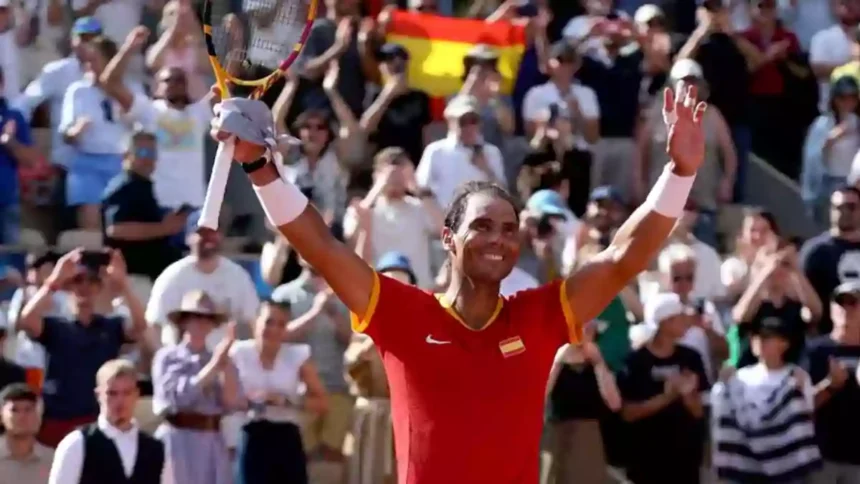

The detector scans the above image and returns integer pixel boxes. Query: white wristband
[253,179,309,227]
[644,165,696,218]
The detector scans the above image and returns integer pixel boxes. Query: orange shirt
[352,273,581,484]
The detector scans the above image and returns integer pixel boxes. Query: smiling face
[442,191,521,285]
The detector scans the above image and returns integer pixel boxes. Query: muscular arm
[247,164,376,319]
[565,164,690,324]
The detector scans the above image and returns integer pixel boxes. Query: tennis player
[211,82,706,483]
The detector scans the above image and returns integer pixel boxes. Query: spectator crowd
[3,0,860,483]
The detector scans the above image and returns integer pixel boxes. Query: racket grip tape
[199,140,235,230]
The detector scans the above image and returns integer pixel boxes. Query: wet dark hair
[443,181,521,231]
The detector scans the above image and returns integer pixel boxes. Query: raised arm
[565,83,705,325]
[101,27,151,111]
[243,162,376,318]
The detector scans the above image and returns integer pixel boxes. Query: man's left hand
[662,81,707,176]
[104,249,129,289]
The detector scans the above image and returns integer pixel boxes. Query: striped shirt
[712,364,822,482]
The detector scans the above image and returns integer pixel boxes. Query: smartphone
[548,103,560,124]
[80,250,110,269]
[536,215,555,238]
[693,299,706,316]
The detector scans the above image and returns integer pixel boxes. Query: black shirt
[578,52,644,139]
[800,233,860,334]
[692,33,750,126]
[296,18,366,116]
[548,363,606,422]
[738,299,808,368]
[369,88,431,165]
[102,171,180,280]
[617,345,709,484]
[803,336,860,465]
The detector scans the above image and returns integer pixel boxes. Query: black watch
[241,155,269,174]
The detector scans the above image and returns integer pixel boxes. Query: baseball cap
[751,316,792,339]
[465,44,500,63]
[644,292,694,328]
[831,75,859,97]
[376,252,417,285]
[444,95,480,119]
[670,59,704,81]
[833,280,860,303]
[72,16,103,36]
[378,43,410,61]
[634,4,664,24]
[589,185,623,204]
[526,190,568,219]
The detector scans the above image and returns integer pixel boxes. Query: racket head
[202,0,318,99]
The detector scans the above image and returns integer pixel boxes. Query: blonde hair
[96,359,138,387]
[657,243,697,274]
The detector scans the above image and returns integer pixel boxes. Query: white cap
[669,59,704,81]
[444,95,480,119]
[644,292,693,328]
[634,4,664,24]
[0,0,10,8]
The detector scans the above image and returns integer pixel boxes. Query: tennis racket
[198,0,318,230]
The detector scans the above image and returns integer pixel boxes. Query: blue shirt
[0,100,32,207]
[37,315,127,419]
[59,78,129,155]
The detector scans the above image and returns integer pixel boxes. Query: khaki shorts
[302,392,354,452]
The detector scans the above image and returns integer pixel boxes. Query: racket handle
[199,140,235,231]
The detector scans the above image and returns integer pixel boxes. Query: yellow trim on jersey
[436,294,504,332]
[351,271,381,333]
[559,279,581,344]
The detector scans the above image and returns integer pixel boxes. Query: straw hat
[167,290,226,325]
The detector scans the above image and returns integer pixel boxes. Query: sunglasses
[135,147,157,159]
[459,115,480,126]
[833,203,858,211]
[837,295,859,307]
[302,122,327,131]
[672,274,694,283]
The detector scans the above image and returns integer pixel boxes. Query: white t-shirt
[0,31,20,98]
[127,93,212,208]
[342,196,437,288]
[733,363,814,408]
[146,256,260,350]
[500,267,540,297]
[230,340,310,423]
[521,81,600,150]
[809,24,854,111]
[678,300,725,383]
[416,136,507,209]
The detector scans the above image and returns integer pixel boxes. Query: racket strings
[211,0,309,73]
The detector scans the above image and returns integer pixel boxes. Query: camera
[536,214,558,239]
[80,250,110,270]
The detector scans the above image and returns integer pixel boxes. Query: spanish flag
[386,11,527,97]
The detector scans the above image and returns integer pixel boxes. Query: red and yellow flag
[386,11,527,97]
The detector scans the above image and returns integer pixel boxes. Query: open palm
[662,82,707,176]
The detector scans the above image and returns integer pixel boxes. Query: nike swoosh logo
[425,335,452,345]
